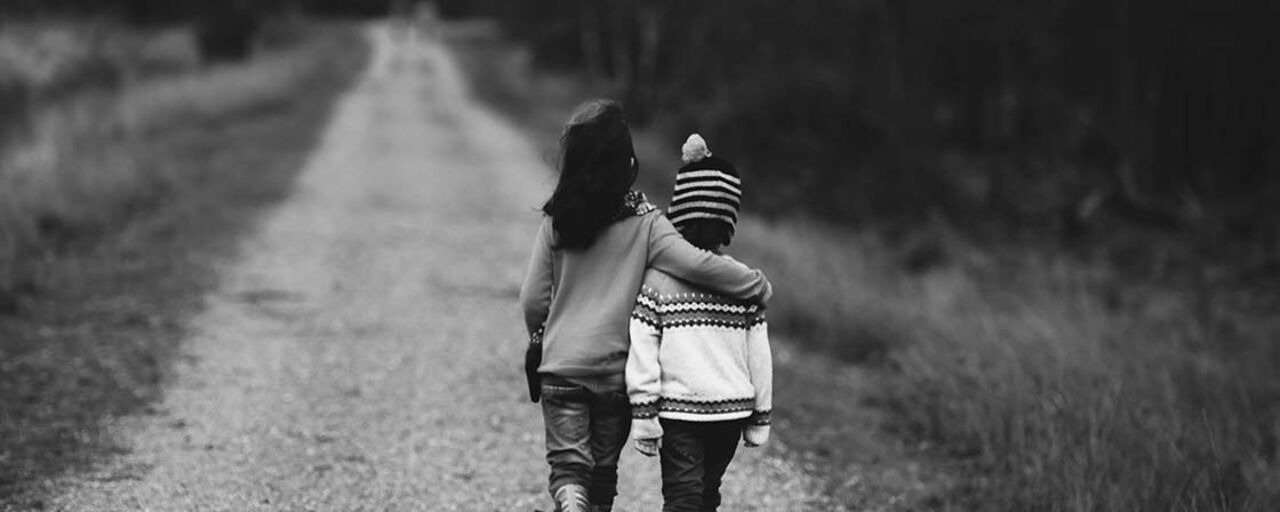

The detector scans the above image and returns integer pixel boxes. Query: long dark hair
[543,99,638,250]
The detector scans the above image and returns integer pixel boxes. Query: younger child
[626,134,774,512]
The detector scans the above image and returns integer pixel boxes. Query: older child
[519,103,772,512]
[626,134,773,512]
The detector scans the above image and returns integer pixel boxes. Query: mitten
[743,425,770,447]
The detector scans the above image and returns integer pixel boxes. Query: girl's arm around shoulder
[645,213,772,304]
[518,219,554,337]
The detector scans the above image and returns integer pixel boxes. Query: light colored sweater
[519,199,772,378]
[626,266,773,446]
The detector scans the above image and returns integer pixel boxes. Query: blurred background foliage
[4,0,1277,255]
[438,0,1279,264]
[0,0,384,299]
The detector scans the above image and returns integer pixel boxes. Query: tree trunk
[578,2,605,82]
[634,1,663,115]
[609,1,635,105]
[1150,0,1190,196]
[1227,0,1273,192]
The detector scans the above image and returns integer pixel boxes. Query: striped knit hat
[668,134,741,235]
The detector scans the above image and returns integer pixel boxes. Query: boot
[553,483,590,512]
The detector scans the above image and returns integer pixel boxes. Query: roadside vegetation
[447,20,1280,512]
[0,19,367,499]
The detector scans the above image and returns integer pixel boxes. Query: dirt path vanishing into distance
[32,24,828,511]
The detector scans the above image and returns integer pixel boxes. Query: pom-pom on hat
[668,134,741,235]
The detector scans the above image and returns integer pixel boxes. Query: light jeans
[540,374,632,508]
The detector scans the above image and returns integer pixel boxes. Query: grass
[0,19,338,292]
[447,27,1280,511]
[0,20,201,154]
[0,20,199,85]
[734,219,1280,511]
[0,21,368,502]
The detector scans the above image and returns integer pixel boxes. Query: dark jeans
[659,418,746,512]
[540,375,631,508]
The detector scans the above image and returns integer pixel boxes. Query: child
[519,102,773,512]
[626,134,773,512]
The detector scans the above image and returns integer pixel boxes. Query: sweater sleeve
[646,214,772,304]
[744,309,773,446]
[626,284,664,440]
[518,220,554,338]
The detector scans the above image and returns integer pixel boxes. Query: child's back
[628,266,772,428]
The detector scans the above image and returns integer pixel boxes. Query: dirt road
[36,25,821,511]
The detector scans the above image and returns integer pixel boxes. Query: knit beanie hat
[668,134,741,235]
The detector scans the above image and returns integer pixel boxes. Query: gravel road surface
[34,24,823,511]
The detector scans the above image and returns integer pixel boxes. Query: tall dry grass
[728,216,1280,511]
[0,21,349,296]
[0,21,198,90]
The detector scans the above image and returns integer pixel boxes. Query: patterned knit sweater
[627,264,773,445]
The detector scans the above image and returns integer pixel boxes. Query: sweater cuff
[632,418,664,440]
[632,400,659,420]
[748,409,771,426]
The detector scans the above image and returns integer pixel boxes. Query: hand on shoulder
[715,253,772,303]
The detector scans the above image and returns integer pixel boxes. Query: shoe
[552,483,590,512]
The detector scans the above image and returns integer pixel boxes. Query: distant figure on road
[414,0,442,41]
[389,0,413,40]
[626,134,774,512]
[389,0,439,44]
[519,100,772,512]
